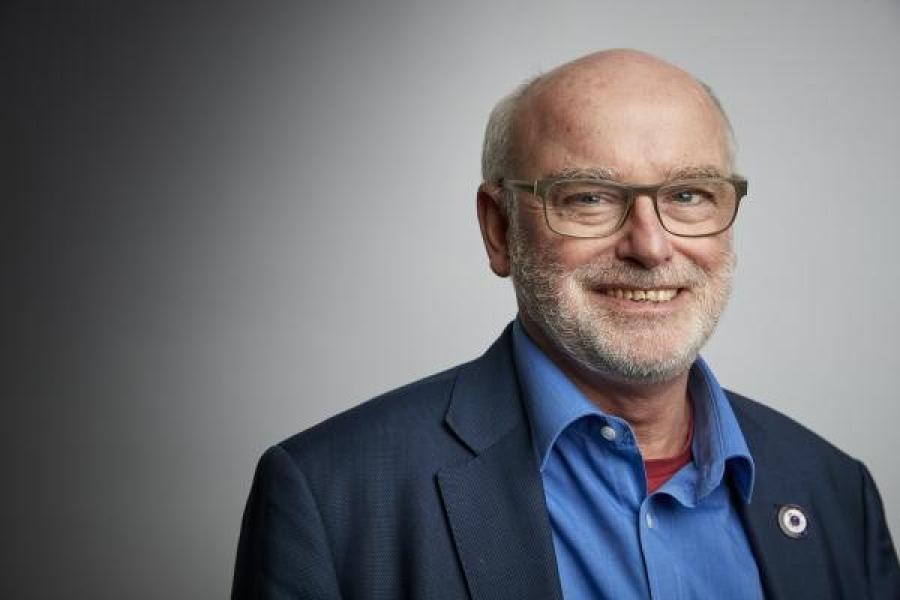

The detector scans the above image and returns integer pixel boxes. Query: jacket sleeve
[859,461,900,599]
[232,444,343,599]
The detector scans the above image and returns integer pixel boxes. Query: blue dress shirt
[512,320,763,599]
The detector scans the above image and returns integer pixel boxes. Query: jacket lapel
[437,327,562,600]
[730,394,832,600]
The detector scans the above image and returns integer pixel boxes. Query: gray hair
[480,74,737,185]
[480,77,539,185]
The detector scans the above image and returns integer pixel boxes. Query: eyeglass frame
[499,175,749,239]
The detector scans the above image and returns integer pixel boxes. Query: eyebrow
[545,164,728,182]
[548,166,622,180]
[664,165,728,180]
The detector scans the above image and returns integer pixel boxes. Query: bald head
[481,49,735,184]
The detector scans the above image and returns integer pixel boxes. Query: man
[233,49,900,599]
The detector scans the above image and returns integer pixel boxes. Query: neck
[520,316,693,460]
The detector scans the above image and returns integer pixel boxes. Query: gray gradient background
[3,1,899,598]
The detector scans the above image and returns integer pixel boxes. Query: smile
[601,288,679,302]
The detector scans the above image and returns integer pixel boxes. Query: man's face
[504,64,736,384]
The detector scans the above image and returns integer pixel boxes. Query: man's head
[477,49,741,385]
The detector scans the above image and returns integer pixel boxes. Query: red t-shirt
[644,421,694,493]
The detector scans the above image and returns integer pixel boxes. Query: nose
[613,195,674,268]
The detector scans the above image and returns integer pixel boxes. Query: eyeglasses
[500,176,748,238]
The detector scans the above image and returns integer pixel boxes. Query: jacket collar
[443,323,529,453]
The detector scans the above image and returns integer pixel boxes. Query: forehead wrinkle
[518,98,730,179]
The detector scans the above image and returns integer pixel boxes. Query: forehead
[512,65,730,181]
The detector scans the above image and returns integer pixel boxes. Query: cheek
[675,236,733,273]
[553,239,618,270]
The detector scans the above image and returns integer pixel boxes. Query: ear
[477,183,511,277]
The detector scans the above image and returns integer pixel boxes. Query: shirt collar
[511,318,755,503]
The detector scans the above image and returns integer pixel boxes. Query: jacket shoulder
[276,363,470,472]
[725,389,858,472]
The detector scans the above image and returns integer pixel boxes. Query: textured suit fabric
[233,325,900,599]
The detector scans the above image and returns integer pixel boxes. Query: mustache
[570,260,710,289]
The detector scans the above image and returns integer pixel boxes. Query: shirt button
[600,425,617,441]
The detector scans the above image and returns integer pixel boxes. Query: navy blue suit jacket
[233,326,900,599]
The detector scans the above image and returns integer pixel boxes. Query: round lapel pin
[777,504,808,538]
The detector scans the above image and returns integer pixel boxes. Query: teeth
[603,288,678,302]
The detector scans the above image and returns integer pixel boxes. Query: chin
[567,325,704,384]
[529,296,715,384]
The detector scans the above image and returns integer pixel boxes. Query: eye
[559,192,619,207]
[573,193,609,205]
[670,189,706,204]
[663,185,718,206]
[549,181,627,214]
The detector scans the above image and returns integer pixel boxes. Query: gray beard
[508,224,735,384]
